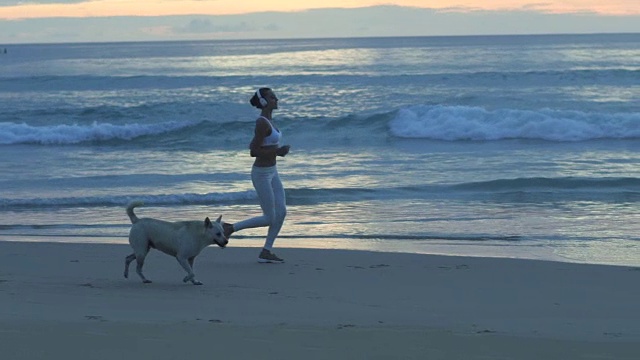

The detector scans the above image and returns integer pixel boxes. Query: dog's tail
[126,201,144,224]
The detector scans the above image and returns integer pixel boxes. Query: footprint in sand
[604,332,623,338]
[369,264,390,269]
[337,324,356,329]
[438,264,471,270]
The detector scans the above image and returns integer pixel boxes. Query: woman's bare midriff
[253,145,278,167]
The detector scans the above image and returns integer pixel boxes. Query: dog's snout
[217,238,229,248]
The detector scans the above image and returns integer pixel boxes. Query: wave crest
[0,120,196,145]
[389,105,640,141]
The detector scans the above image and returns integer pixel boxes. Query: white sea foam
[0,120,194,145]
[0,190,258,208]
[389,105,640,141]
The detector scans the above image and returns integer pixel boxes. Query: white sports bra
[259,116,281,146]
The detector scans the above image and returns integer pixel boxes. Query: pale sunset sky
[1,0,639,43]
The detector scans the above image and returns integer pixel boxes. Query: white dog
[124,201,228,285]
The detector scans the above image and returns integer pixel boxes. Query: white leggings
[233,165,287,250]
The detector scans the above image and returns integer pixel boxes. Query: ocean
[1,33,639,266]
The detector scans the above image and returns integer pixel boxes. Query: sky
[1,0,639,43]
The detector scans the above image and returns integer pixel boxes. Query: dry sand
[1,241,638,359]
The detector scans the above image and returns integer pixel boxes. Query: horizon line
[2,31,638,46]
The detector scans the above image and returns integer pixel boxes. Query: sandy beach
[1,240,638,359]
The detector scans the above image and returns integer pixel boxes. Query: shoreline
[1,234,637,268]
[1,240,639,359]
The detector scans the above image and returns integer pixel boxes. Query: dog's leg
[135,254,152,284]
[176,256,202,285]
[128,225,152,283]
[124,253,136,278]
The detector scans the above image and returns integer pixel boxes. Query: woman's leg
[263,170,287,250]
[233,166,276,232]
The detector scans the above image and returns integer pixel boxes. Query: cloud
[518,2,597,15]
[521,2,553,10]
[173,18,257,34]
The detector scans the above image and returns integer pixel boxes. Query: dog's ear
[204,217,211,227]
[215,215,222,223]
